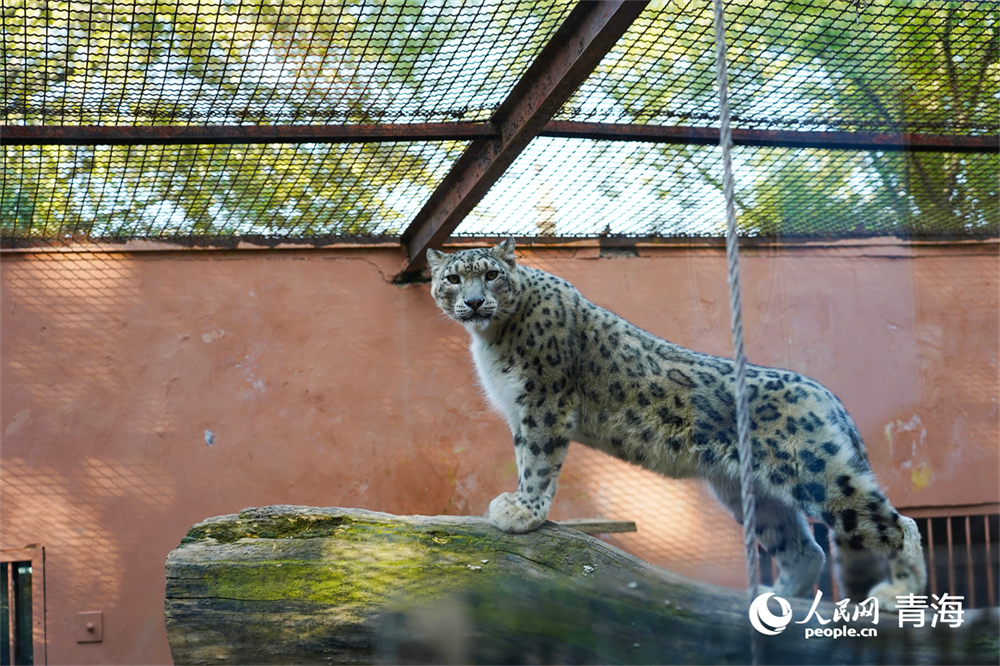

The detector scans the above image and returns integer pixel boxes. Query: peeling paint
[910,462,932,490]
[885,414,927,460]
[885,415,933,491]
[5,409,30,435]
[235,353,266,396]
[201,329,225,343]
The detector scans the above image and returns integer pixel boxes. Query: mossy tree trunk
[164,505,998,665]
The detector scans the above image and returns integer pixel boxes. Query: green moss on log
[166,506,1000,666]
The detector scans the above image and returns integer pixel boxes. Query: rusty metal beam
[4,121,994,154]
[540,122,999,153]
[398,0,649,275]
[0,123,496,145]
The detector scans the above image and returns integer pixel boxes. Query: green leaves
[2,0,574,124]
[1,0,996,241]
[1,141,468,239]
[558,0,998,238]
[1,0,575,239]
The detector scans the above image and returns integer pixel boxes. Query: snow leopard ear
[426,247,447,273]
[492,236,516,268]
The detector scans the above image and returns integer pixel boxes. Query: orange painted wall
[1,240,997,664]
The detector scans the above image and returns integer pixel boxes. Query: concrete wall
[1,240,997,664]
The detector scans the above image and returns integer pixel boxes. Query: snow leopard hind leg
[753,394,926,609]
[711,454,926,608]
[710,477,825,598]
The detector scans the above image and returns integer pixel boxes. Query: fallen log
[164,505,998,665]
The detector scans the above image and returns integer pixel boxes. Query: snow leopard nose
[464,297,485,311]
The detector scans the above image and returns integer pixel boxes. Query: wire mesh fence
[3,0,577,125]
[2,141,468,242]
[6,137,995,243]
[2,0,997,244]
[456,138,999,239]
[558,0,1000,134]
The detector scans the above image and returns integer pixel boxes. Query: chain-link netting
[456,138,998,239]
[559,0,999,134]
[3,0,576,125]
[2,141,467,242]
[2,0,997,244]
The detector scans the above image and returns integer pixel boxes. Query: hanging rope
[712,0,762,663]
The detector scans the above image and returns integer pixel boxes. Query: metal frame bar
[912,512,1000,609]
[11,562,31,664]
[0,123,497,145]
[539,122,999,153]
[4,232,998,253]
[985,516,995,608]
[0,548,45,666]
[901,502,1000,518]
[947,516,956,595]
[397,0,650,274]
[965,515,976,608]
[927,518,938,596]
[2,563,9,666]
[5,122,994,154]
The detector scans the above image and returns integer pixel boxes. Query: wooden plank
[557,519,637,534]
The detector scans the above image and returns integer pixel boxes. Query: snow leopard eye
[485,270,499,281]
[446,274,461,284]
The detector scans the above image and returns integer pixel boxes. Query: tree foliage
[580,0,998,237]
[1,0,571,239]
[1,0,997,240]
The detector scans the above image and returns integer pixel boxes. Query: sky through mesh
[2,0,997,244]
[4,0,576,125]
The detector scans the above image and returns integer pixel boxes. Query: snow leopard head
[427,237,520,331]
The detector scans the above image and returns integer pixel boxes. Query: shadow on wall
[557,445,750,589]
[2,252,180,622]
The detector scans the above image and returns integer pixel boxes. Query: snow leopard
[426,237,926,608]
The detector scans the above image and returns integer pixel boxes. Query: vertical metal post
[965,515,975,608]
[927,518,938,595]
[12,564,32,665]
[984,516,995,607]
[946,517,955,595]
[2,562,10,666]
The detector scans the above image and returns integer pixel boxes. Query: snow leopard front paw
[488,492,546,533]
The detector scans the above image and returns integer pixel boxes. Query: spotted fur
[427,238,926,608]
